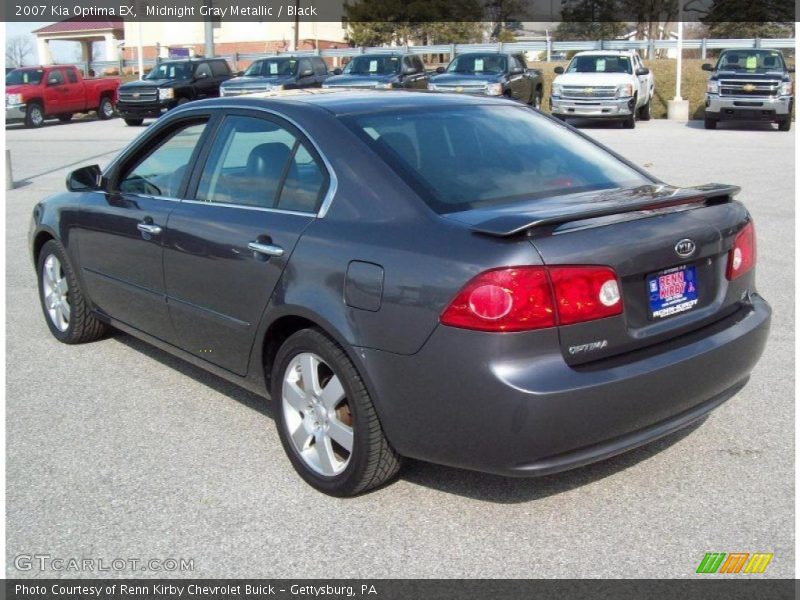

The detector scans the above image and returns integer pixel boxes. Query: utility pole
[667,5,689,120]
[204,0,215,57]
[293,0,300,51]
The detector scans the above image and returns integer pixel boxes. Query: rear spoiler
[467,183,741,237]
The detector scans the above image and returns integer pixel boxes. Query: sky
[6,22,78,65]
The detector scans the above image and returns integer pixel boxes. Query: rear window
[344,106,650,213]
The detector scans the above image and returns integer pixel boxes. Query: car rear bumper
[6,104,26,122]
[550,96,634,118]
[706,94,793,120]
[359,295,770,477]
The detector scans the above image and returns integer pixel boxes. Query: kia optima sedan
[30,90,770,496]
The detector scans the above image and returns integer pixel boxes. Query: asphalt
[5,114,794,578]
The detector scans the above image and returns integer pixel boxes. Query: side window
[413,56,424,72]
[118,121,207,197]
[47,69,64,86]
[298,58,312,76]
[196,63,213,79]
[313,58,328,76]
[211,60,230,77]
[66,68,78,83]
[195,114,326,212]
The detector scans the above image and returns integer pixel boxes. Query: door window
[66,68,78,83]
[298,59,312,76]
[195,114,326,212]
[313,58,328,76]
[118,121,207,197]
[47,69,64,86]
[195,62,213,79]
[210,60,230,77]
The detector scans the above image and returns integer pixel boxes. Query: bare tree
[6,35,34,68]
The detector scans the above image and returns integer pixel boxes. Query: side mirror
[47,77,61,86]
[554,66,564,74]
[66,164,102,192]
[436,66,446,74]
[299,68,314,77]
[332,68,343,75]
[701,63,714,72]
[635,67,650,76]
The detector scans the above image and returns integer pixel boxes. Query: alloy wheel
[30,106,44,127]
[41,254,70,331]
[282,352,353,476]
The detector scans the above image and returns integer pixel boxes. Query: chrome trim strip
[179,198,317,217]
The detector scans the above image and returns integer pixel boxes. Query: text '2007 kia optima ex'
[30,90,770,496]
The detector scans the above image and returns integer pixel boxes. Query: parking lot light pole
[667,11,690,120]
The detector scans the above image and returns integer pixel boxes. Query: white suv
[550,50,655,128]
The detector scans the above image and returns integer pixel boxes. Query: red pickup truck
[6,65,121,128]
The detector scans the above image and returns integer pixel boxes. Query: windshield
[717,50,785,72]
[6,69,44,85]
[343,55,401,76]
[244,58,297,77]
[447,54,507,75]
[344,106,650,213]
[567,55,632,74]
[145,62,193,80]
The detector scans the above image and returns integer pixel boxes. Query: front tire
[704,117,718,130]
[37,240,107,344]
[124,118,144,126]
[272,328,401,496]
[25,102,45,128]
[778,118,791,131]
[97,96,115,120]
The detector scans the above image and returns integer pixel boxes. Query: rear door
[163,109,330,375]
[78,116,211,342]
[193,62,217,98]
[43,68,67,114]
[63,67,86,112]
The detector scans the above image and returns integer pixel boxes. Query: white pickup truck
[549,50,655,128]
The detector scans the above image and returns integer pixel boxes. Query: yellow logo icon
[455,86,463,92]
[742,84,756,92]
[583,87,594,95]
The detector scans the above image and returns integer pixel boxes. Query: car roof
[194,88,517,116]
[573,50,638,57]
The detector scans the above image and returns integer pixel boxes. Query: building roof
[33,18,123,35]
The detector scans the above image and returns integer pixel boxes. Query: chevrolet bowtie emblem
[742,84,756,92]
[583,87,594,94]
[132,93,140,98]
[455,86,463,92]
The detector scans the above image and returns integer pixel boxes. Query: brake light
[440,265,622,332]
[726,221,756,281]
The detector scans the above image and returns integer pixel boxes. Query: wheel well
[262,315,320,388]
[32,231,54,265]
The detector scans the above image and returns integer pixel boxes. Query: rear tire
[124,118,144,126]
[272,328,401,496]
[57,113,73,122]
[778,119,791,131]
[24,102,45,128]
[97,96,115,120]
[37,240,107,344]
[704,117,718,130]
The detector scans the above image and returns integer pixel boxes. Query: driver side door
[77,116,212,343]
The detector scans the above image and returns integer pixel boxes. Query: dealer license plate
[647,264,699,320]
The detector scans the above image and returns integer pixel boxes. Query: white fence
[81,37,795,75]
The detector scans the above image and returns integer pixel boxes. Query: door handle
[137,222,162,235]
[248,241,284,257]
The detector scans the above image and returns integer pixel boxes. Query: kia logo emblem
[675,239,696,258]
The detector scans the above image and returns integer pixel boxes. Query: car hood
[430,73,502,85]
[554,72,632,86]
[120,79,177,90]
[713,69,787,80]
[223,75,294,88]
[324,74,396,87]
[5,84,32,94]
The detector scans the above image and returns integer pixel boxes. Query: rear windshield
[6,69,44,85]
[343,55,401,76]
[717,50,785,72]
[245,58,297,77]
[344,106,650,213]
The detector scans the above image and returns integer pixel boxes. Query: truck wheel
[272,328,402,496]
[97,96,115,120]
[623,114,636,129]
[704,117,718,130]
[638,98,651,121]
[778,119,792,132]
[124,118,144,126]
[57,113,73,122]
[25,102,45,128]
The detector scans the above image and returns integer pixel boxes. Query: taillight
[726,221,756,281]
[440,265,622,332]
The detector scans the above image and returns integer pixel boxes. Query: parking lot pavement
[5,116,794,578]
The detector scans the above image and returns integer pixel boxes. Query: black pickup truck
[117,58,234,126]
[703,49,794,131]
[428,52,544,108]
